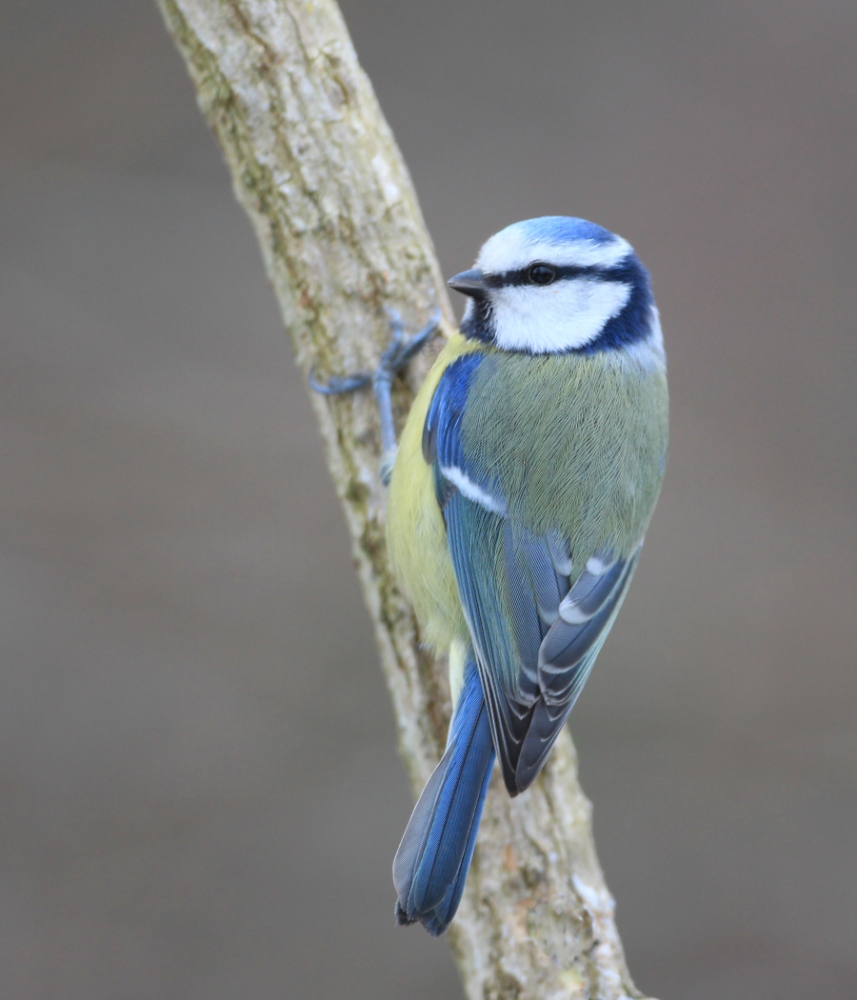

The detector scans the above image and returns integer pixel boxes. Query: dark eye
[527,263,556,285]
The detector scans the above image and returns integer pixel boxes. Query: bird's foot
[311,309,441,484]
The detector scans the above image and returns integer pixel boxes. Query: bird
[383,216,669,936]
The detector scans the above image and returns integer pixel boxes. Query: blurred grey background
[1,1,855,998]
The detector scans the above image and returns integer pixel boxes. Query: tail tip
[394,901,417,927]
[394,900,450,937]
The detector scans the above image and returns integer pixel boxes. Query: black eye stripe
[482,259,634,289]
[483,264,598,288]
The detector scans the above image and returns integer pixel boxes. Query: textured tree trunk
[154,2,653,997]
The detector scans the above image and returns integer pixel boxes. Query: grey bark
[154,2,654,997]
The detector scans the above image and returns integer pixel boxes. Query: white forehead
[476,223,632,275]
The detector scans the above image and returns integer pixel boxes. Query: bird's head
[449,216,663,359]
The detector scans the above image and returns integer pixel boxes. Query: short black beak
[447,268,487,299]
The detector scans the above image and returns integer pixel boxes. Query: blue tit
[386,216,669,936]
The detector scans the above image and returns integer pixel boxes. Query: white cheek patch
[478,230,631,275]
[491,278,632,353]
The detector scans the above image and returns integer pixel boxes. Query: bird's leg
[372,309,442,482]
[311,309,441,484]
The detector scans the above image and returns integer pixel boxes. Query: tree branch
[154,2,652,996]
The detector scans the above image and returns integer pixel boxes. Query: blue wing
[426,356,641,795]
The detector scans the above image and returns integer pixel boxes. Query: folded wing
[425,356,641,796]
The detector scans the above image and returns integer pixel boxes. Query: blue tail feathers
[392,659,495,936]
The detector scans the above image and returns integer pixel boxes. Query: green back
[462,349,668,571]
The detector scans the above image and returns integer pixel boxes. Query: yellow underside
[386,333,480,679]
